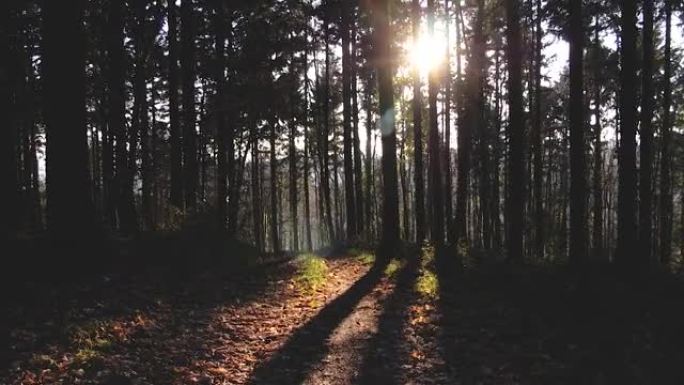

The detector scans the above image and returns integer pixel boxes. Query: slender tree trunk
[444,0,454,244]
[270,121,280,254]
[1,1,19,238]
[639,0,654,261]
[659,0,673,266]
[616,0,638,266]
[352,13,364,235]
[569,0,587,265]
[592,22,604,259]
[214,0,227,230]
[504,0,525,262]
[532,0,544,259]
[374,0,400,259]
[135,0,152,231]
[181,0,197,211]
[289,53,298,251]
[342,0,356,240]
[251,121,263,251]
[109,0,137,234]
[427,0,444,245]
[412,0,425,244]
[168,0,183,211]
[323,13,335,242]
[492,36,502,250]
[365,74,374,243]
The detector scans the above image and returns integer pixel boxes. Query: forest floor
[3,248,684,385]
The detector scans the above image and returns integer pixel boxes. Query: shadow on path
[357,256,420,385]
[246,259,389,385]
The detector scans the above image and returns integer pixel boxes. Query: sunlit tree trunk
[412,0,425,244]
[427,0,444,245]
[342,0,357,240]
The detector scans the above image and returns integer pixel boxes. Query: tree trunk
[214,0,227,230]
[659,0,673,266]
[412,0,425,244]
[289,53,299,251]
[168,0,183,211]
[251,121,263,251]
[342,0,356,240]
[616,0,638,266]
[270,121,280,254]
[532,0,544,259]
[181,0,197,211]
[1,1,19,238]
[323,12,335,242]
[569,0,587,265]
[352,12,364,235]
[504,0,525,262]
[373,0,400,259]
[591,21,604,259]
[443,0,454,244]
[639,0,654,261]
[427,0,444,245]
[43,0,95,238]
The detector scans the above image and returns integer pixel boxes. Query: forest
[3,0,684,383]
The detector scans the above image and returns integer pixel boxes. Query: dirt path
[3,257,411,385]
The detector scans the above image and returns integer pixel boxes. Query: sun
[406,32,447,76]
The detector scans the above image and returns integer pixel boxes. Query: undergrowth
[295,254,328,293]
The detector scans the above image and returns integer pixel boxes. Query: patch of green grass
[295,254,329,293]
[356,252,376,265]
[384,259,403,277]
[416,270,438,299]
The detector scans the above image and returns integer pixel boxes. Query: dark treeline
[2,0,684,268]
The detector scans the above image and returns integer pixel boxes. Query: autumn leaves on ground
[4,248,684,385]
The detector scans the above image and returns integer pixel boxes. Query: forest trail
[6,252,684,384]
[2,255,444,385]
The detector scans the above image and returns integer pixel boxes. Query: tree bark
[412,0,425,244]
[427,0,444,245]
[659,0,673,266]
[569,0,587,265]
[616,0,638,266]
[168,0,183,211]
[373,0,400,259]
[181,0,197,211]
[504,0,525,262]
[342,0,357,240]
[639,0,654,261]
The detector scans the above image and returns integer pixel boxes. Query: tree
[373,0,400,259]
[616,0,638,266]
[427,0,444,245]
[504,0,525,262]
[43,0,95,238]
[532,0,544,259]
[412,0,425,244]
[659,0,673,266]
[168,0,183,211]
[342,0,357,240]
[1,1,19,239]
[214,0,228,230]
[568,0,587,265]
[638,0,654,261]
[181,0,197,211]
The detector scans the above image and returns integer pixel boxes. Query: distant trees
[0,0,681,271]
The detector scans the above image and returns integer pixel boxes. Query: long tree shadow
[246,259,389,385]
[357,256,420,385]
[1,253,296,384]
